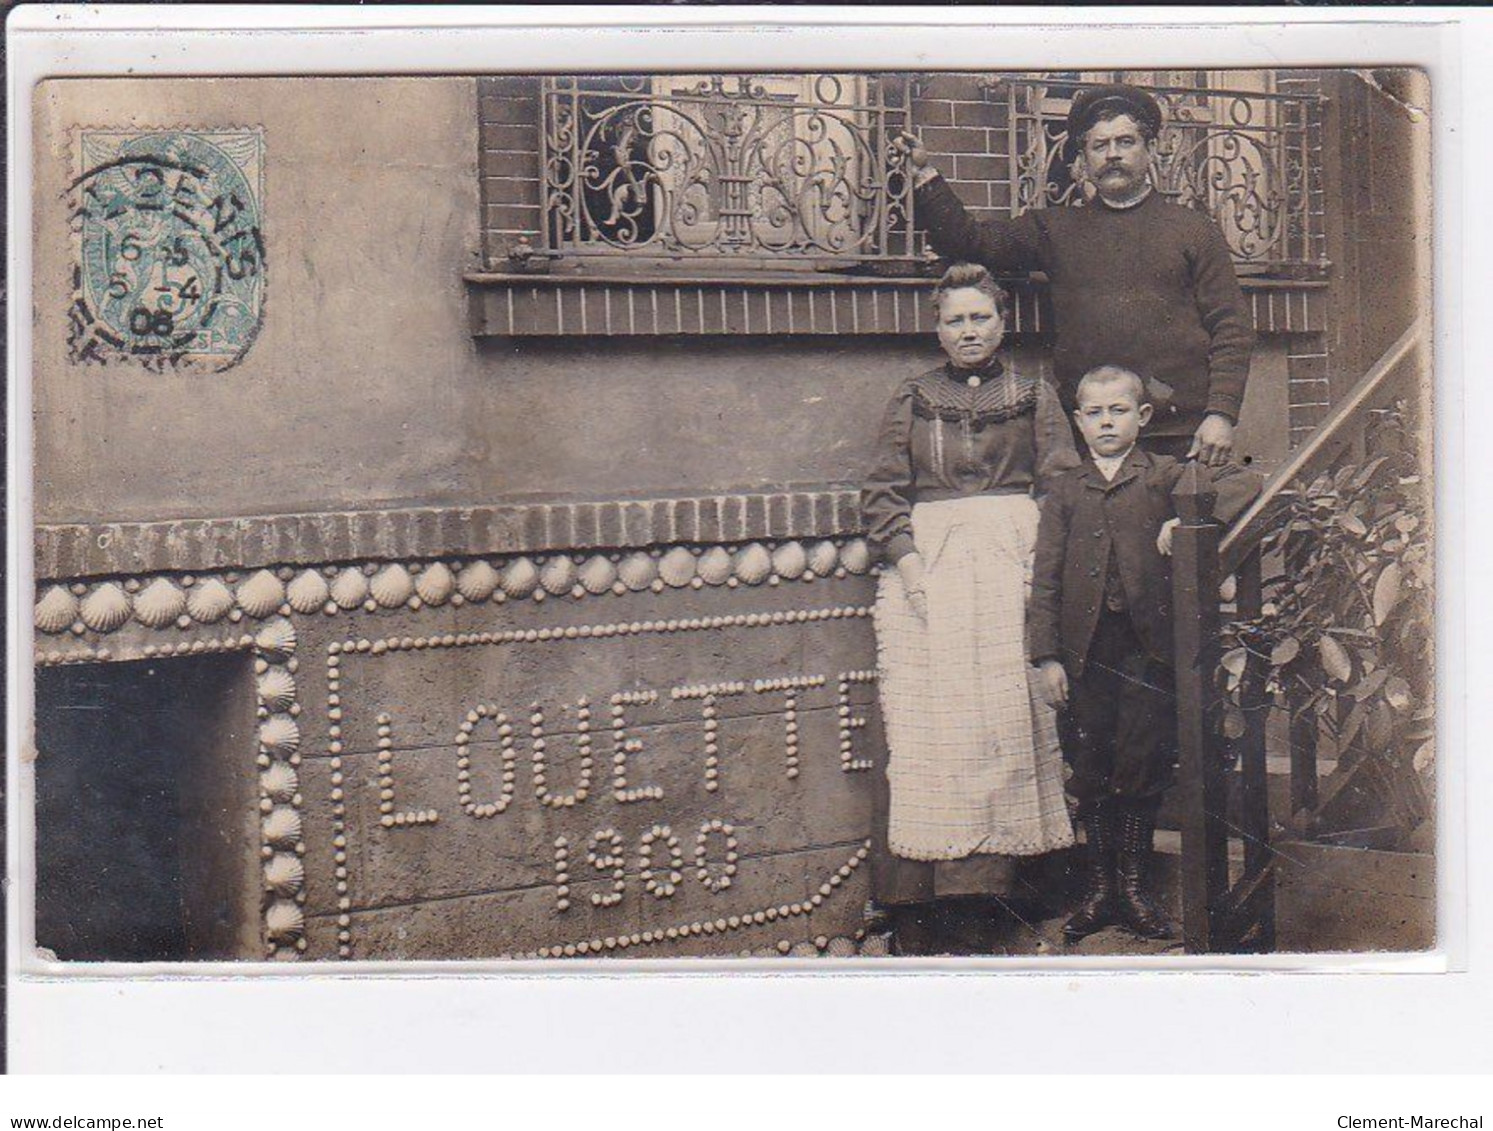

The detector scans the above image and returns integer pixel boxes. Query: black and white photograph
[18,60,1433,965]
[7,6,1486,1091]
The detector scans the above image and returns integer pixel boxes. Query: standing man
[899,83,1255,463]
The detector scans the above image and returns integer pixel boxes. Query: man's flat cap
[1066,84,1164,154]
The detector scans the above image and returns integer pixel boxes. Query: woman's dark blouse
[861,358,1080,565]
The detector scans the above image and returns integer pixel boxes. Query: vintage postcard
[19,59,1434,969]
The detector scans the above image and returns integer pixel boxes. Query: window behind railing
[992,70,1329,275]
[538,74,921,266]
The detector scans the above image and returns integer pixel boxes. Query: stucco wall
[33,76,969,527]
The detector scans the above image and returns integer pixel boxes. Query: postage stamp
[67,128,265,371]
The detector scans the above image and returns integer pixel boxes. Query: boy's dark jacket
[1028,447,1262,677]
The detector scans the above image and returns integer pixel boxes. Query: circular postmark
[68,130,265,372]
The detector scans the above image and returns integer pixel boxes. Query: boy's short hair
[930,262,1010,319]
[1075,365,1147,406]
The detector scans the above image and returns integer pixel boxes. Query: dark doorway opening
[34,653,260,961]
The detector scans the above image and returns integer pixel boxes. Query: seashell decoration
[264,853,305,898]
[330,568,370,611]
[254,618,297,661]
[825,936,858,958]
[500,557,540,598]
[370,564,415,609]
[265,899,305,942]
[262,806,303,847]
[236,569,286,619]
[789,941,820,958]
[286,570,331,615]
[732,543,772,586]
[133,577,187,629]
[260,761,299,802]
[415,562,455,606]
[34,586,78,634]
[457,560,500,603]
[256,668,297,714]
[617,552,657,592]
[185,577,235,624]
[540,555,578,596]
[771,541,808,581]
[577,555,617,596]
[839,538,872,575]
[858,933,891,957]
[259,716,302,759]
[806,540,839,578]
[697,546,733,586]
[659,546,697,588]
[79,583,132,633]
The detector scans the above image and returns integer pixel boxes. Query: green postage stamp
[68,128,265,371]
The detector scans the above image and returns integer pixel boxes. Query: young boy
[1028,365,1261,942]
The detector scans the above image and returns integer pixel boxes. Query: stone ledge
[35,488,866,582]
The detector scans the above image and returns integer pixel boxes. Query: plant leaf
[1270,636,1301,667]
[1365,700,1395,750]
[1351,456,1390,491]
[1341,700,1367,747]
[1221,648,1248,679]
[1372,562,1404,626]
[1384,676,1413,712]
[1339,512,1368,537]
[1222,706,1248,740]
[1349,668,1389,700]
[1318,634,1353,683]
[1412,740,1435,775]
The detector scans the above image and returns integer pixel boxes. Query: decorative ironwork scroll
[540,74,919,264]
[994,75,1328,273]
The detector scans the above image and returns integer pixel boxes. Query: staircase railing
[1169,316,1428,953]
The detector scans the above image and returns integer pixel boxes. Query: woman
[861,262,1077,950]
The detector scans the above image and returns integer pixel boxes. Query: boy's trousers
[1057,608,1177,816]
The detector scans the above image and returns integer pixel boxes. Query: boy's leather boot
[1063,804,1118,942]
[1115,804,1176,940]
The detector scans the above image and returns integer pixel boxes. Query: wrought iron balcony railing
[535,72,1329,278]
[987,74,1329,275]
[538,74,919,266]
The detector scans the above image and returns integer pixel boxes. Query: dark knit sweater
[917,175,1255,437]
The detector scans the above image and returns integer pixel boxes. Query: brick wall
[477,76,542,266]
[908,74,1014,217]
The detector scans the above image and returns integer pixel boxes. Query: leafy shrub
[1219,403,1433,835]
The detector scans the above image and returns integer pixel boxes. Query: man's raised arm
[895,130,1042,273]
